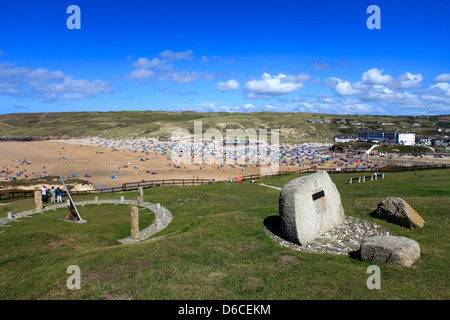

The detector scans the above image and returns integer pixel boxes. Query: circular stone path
[0,199,172,244]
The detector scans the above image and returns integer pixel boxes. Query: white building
[397,132,416,146]
[334,134,358,143]
[358,130,415,145]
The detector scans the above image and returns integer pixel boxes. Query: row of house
[416,136,450,146]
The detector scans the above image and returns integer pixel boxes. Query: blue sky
[0,0,449,115]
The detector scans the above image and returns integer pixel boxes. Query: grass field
[0,169,449,300]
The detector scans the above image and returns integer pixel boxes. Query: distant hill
[0,111,448,143]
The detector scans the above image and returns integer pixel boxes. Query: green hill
[0,111,449,143]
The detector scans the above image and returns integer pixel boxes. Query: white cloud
[241,103,255,110]
[362,68,395,85]
[324,68,450,114]
[212,56,236,63]
[216,79,240,91]
[244,72,310,98]
[327,68,424,100]
[428,82,450,95]
[126,49,216,85]
[125,68,155,80]
[434,73,450,82]
[363,85,420,105]
[0,63,111,102]
[326,77,363,96]
[170,71,202,84]
[311,60,333,71]
[158,49,194,61]
[396,72,423,89]
[422,82,450,107]
[132,57,163,69]
[360,68,423,89]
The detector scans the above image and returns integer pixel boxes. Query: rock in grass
[373,197,425,228]
[279,170,345,245]
[360,235,420,267]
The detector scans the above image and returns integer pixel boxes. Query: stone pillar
[120,196,124,203]
[94,196,99,204]
[156,203,160,210]
[7,212,13,220]
[131,206,139,239]
[138,187,144,205]
[34,190,42,211]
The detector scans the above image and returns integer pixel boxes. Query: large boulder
[279,170,345,245]
[360,235,420,267]
[372,197,424,228]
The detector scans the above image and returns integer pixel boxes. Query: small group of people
[41,185,64,204]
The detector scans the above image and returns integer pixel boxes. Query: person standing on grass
[41,185,48,203]
[56,187,63,203]
[50,186,56,203]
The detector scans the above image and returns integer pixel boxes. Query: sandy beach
[1,138,449,190]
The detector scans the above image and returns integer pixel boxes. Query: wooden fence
[1,164,448,201]
[237,164,450,182]
[121,179,212,191]
[0,178,211,201]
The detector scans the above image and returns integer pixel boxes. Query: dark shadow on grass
[348,249,362,261]
[263,215,289,241]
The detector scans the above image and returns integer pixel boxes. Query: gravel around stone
[265,216,390,255]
